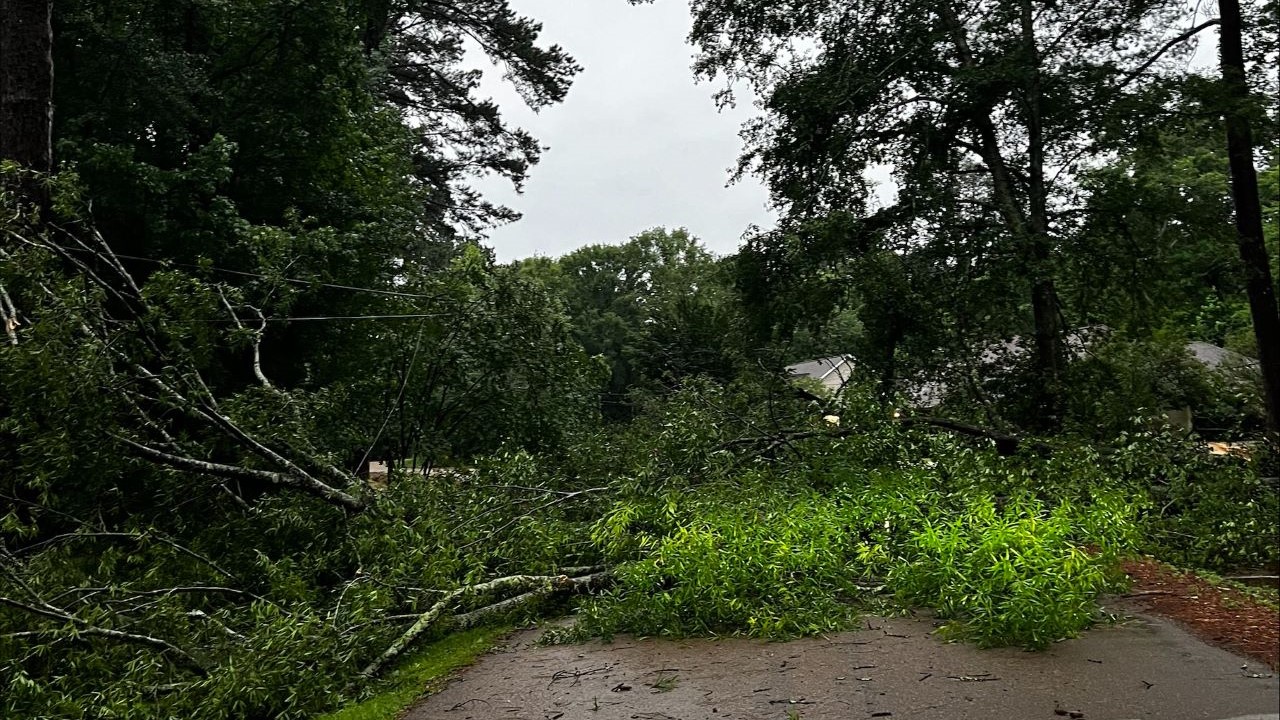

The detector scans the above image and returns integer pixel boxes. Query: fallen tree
[2,224,368,513]
[360,569,611,678]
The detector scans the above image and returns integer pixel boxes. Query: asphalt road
[404,613,1279,720]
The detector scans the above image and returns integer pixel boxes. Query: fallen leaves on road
[1121,557,1279,671]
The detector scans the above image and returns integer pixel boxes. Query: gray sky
[471,3,1222,263]
[473,0,776,262]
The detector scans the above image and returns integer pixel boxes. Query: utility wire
[37,244,498,323]
[73,249,451,301]
[190,313,454,323]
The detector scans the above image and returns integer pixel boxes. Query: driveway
[405,613,1278,720]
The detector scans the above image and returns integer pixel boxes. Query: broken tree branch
[0,282,18,344]
[360,572,609,678]
[23,227,367,513]
[718,416,1051,456]
[115,436,364,512]
[217,285,273,389]
[453,571,612,630]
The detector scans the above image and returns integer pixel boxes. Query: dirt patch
[404,614,1279,720]
[1119,557,1279,671]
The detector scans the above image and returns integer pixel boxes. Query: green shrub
[575,445,1143,648]
[1112,433,1280,570]
[579,483,866,638]
[889,494,1132,649]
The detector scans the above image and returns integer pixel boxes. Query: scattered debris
[649,675,679,693]
[947,674,1000,682]
[548,664,613,689]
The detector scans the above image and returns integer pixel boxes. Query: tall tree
[524,228,742,418]
[48,0,580,391]
[1217,0,1280,441]
[680,0,1216,427]
[0,0,53,204]
[1065,98,1254,337]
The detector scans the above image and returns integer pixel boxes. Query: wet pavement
[404,612,1279,720]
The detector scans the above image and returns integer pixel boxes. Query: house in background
[786,355,856,395]
[1184,340,1258,373]
[902,331,1260,436]
[788,334,1259,436]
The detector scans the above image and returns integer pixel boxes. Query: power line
[177,313,458,325]
[47,246,496,323]
[100,251,451,301]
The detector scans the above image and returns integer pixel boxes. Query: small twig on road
[548,664,614,689]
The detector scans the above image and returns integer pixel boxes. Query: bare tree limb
[0,282,19,344]
[0,595,206,673]
[216,285,273,389]
[359,572,607,678]
[1117,19,1220,89]
[116,437,364,512]
[452,571,612,630]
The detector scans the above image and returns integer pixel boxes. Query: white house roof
[786,355,856,392]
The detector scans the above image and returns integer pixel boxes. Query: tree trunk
[942,3,1066,425]
[1020,0,1065,428]
[1218,0,1280,444]
[361,0,394,56]
[0,0,54,205]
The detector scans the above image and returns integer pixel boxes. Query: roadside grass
[318,625,510,720]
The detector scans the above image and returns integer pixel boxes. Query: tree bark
[1218,0,1280,444]
[0,0,54,205]
[1019,0,1066,428]
[360,572,608,678]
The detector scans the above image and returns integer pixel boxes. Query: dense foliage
[571,385,1273,648]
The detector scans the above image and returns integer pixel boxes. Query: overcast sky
[472,0,776,262]
[471,2,1223,263]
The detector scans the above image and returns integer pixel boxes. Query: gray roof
[1185,341,1257,370]
[902,332,1255,409]
[786,355,856,392]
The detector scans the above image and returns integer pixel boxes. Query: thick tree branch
[360,572,607,678]
[1118,19,1220,89]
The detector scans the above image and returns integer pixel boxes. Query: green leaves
[579,486,865,638]
[890,495,1128,649]
[521,228,746,420]
[574,433,1144,647]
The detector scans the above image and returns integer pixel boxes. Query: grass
[317,625,510,720]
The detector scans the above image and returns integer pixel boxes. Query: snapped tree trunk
[1218,0,1280,444]
[0,0,54,206]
